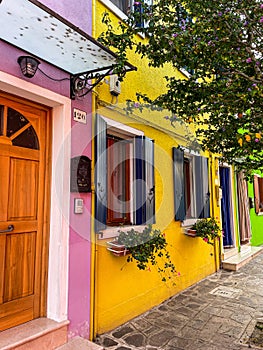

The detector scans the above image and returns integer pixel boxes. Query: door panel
[4,232,36,302]
[8,158,39,220]
[0,93,50,331]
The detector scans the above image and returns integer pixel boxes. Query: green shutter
[173,147,186,221]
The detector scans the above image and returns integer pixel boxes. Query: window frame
[173,147,210,225]
[95,114,155,238]
[106,134,132,226]
[183,155,197,219]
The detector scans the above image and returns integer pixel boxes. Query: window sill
[181,218,197,228]
[97,225,147,239]
[184,229,197,237]
[107,240,130,256]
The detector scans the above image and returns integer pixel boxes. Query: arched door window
[0,105,39,150]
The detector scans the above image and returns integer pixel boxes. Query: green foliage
[99,0,263,176]
[192,218,221,245]
[117,225,176,282]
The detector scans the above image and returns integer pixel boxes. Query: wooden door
[0,93,51,331]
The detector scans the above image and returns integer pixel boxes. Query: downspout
[233,168,241,252]
[210,154,221,271]
[90,0,97,340]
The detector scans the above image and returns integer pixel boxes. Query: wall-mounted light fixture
[17,56,40,78]
[17,55,129,100]
[17,55,114,99]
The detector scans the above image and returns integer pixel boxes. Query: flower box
[107,240,130,257]
[184,229,197,237]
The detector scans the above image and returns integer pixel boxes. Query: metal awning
[0,0,136,98]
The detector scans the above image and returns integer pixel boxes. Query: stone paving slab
[96,251,263,349]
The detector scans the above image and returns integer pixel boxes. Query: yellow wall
[93,0,221,336]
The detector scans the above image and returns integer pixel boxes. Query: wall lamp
[17,55,69,82]
[17,55,122,99]
[17,55,71,89]
[17,56,40,78]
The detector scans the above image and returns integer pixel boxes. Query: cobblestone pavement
[96,251,263,349]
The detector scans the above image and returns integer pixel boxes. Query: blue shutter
[134,2,144,28]
[145,137,155,224]
[134,136,146,224]
[134,136,155,225]
[201,156,210,218]
[173,147,186,221]
[95,114,107,232]
[194,156,210,218]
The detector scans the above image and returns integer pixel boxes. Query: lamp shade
[17,56,40,78]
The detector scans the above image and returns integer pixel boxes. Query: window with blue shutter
[109,0,153,28]
[95,115,155,232]
[173,147,210,222]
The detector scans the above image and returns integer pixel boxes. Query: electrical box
[110,75,121,96]
[74,198,84,214]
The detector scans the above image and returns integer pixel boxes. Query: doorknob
[0,225,14,233]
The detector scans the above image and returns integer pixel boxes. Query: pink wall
[1,0,93,336]
[68,101,93,338]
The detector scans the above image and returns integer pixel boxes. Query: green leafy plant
[99,0,263,176]
[117,225,176,282]
[192,217,221,245]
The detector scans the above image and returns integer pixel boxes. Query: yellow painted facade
[92,0,222,337]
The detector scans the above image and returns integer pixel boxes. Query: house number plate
[73,108,87,124]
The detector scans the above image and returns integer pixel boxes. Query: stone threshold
[222,246,263,271]
[0,318,69,350]
[56,336,104,350]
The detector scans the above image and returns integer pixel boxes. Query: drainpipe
[233,168,241,252]
[210,154,221,271]
[90,0,97,340]
[89,95,98,340]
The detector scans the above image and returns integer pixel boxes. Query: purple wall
[1,0,93,338]
[39,0,92,33]
[0,41,70,97]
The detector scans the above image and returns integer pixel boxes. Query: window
[110,0,131,15]
[254,175,263,214]
[173,147,210,221]
[109,0,152,27]
[106,135,131,225]
[95,115,155,232]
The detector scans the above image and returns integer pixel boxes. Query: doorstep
[55,336,103,350]
[0,318,69,350]
[222,246,263,271]
[222,247,238,261]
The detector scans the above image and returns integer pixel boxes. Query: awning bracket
[70,66,113,99]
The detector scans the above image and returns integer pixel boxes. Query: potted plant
[191,217,221,245]
[108,225,176,282]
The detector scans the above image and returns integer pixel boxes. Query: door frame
[0,71,71,323]
[0,93,52,323]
